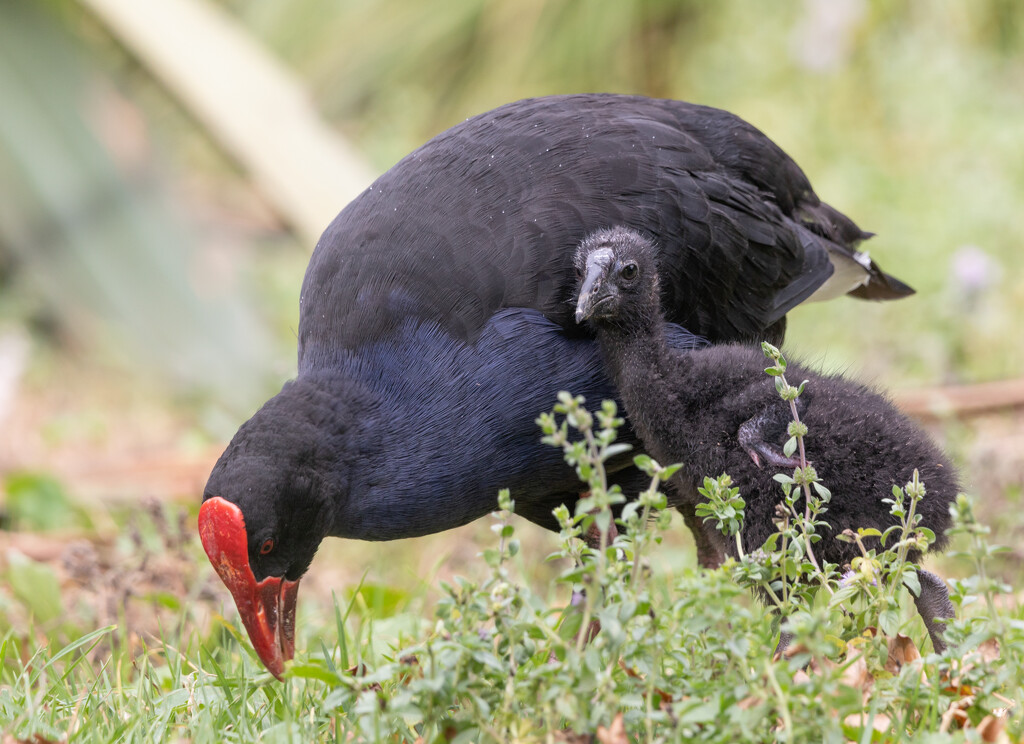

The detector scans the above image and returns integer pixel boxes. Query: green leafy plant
[0,385,1021,741]
[280,380,1021,741]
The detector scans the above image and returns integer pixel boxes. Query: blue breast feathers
[303,308,706,533]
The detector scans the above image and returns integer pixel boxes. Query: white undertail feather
[804,251,871,303]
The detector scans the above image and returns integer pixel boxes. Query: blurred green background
[0,0,1021,569]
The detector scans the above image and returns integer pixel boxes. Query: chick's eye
[620,262,638,281]
[260,538,275,555]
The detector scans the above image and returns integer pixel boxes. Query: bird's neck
[595,305,673,382]
[268,371,460,542]
[307,346,544,542]
[229,371,444,542]
[593,307,701,444]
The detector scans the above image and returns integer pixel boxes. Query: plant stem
[889,473,920,603]
[630,476,659,587]
[779,371,833,598]
[583,427,610,582]
[766,659,794,740]
[974,532,1001,625]
[779,519,790,609]
[760,578,785,610]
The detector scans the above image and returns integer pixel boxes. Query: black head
[574,226,660,326]
[199,377,348,678]
[203,380,343,580]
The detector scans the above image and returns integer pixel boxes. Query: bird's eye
[620,262,638,281]
[260,538,275,555]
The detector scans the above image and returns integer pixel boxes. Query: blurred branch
[0,3,275,409]
[895,378,1024,420]
[79,0,375,246]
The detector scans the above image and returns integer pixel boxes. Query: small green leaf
[5,472,75,531]
[351,584,409,618]
[829,585,859,609]
[557,609,584,641]
[879,609,901,637]
[677,698,720,725]
[880,525,901,547]
[7,550,62,624]
[660,463,684,480]
[287,662,343,685]
[633,454,656,475]
[902,570,921,597]
[482,549,501,567]
[783,436,797,458]
[603,443,632,459]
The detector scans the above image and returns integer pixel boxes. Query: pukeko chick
[199,94,915,678]
[575,226,957,652]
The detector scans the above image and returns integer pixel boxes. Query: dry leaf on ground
[885,633,921,675]
[596,713,628,744]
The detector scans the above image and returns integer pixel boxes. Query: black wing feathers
[298,94,897,366]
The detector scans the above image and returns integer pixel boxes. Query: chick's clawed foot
[583,518,619,549]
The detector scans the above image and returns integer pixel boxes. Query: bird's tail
[795,200,915,302]
[847,261,916,300]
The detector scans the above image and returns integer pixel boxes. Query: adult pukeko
[199,94,913,678]
[574,226,956,652]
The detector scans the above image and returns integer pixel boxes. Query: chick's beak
[199,497,299,680]
[575,249,616,324]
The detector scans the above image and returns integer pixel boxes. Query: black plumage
[574,226,957,651]
[200,94,915,677]
[301,94,911,359]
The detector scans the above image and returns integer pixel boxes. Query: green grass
[0,515,1019,742]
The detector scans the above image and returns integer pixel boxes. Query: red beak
[198,497,299,680]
